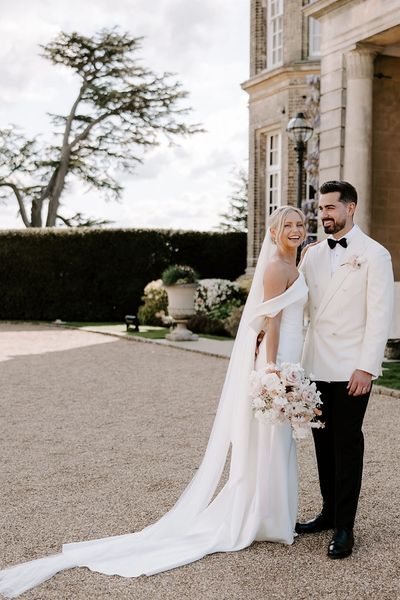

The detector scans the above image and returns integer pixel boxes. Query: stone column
[343,47,377,233]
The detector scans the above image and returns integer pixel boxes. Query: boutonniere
[340,255,366,270]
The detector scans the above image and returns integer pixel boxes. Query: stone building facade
[243,0,400,337]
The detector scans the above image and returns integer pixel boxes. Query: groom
[297,180,394,558]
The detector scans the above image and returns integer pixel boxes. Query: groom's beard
[322,217,347,235]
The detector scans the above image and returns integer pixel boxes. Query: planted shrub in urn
[161,265,199,341]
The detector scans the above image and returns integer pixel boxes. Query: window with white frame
[267,0,283,70]
[266,132,281,216]
[308,17,321,57]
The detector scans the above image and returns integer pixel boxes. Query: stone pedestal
[166,322,199,342]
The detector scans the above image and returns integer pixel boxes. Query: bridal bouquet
[249,362,324,439]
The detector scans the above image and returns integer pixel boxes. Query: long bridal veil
[0,229,307,599]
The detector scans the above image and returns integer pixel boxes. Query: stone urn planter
[161,265,199,342]
[385,339,400,360]
[164,283,199,341]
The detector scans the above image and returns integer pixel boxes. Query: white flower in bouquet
[253,397,265,409]
[280,362,304,387]
[249,370,287,425]
[300,385,318,405]
[249,362,324,439]
[260,372,285,394]
[272,395,288,408]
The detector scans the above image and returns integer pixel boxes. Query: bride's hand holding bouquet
[249,362,324,439]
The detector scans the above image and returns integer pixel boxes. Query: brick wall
[246,0,321,270]
[250,0,266,76]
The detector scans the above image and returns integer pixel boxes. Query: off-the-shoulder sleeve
[248,274,308,332]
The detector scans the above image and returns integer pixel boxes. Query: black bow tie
[328,237,348,249]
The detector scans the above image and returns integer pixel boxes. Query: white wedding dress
[0,236,308,598]
[252,275,307,542]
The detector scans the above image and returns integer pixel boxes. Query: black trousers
[312,381,370,530]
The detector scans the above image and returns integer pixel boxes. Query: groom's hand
[347,370,372,396]
[300,240,320,262]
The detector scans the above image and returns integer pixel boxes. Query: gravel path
[0,323,399,600]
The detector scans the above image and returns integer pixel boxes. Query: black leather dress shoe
[295,512,334,534]
[328,528,354,559]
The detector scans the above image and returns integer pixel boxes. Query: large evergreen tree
[218,168,248,233]
[0,29,202,227]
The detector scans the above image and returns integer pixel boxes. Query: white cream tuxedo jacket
[300,227,394,381]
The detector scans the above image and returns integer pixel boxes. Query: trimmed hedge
[0,228,246,321]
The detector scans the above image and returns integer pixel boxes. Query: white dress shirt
[329,224,359,274]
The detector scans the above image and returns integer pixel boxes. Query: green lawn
[65,321,118,327]
[375,362,400,390]
[127,328,168,340]
[128,329,232,342]
[64,322,233,342]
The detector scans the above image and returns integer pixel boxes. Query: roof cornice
[302,0,354,19]
[241,61,320,93]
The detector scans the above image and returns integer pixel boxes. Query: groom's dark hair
[319,180,358,205]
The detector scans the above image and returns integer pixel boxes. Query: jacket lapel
[315,229,367,321]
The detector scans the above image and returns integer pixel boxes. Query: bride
[0,206,308,598]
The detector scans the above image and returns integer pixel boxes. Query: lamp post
[286,112,314,209]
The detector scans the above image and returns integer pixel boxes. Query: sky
[0,0,250,231]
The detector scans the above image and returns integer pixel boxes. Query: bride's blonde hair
[268,205,305,245]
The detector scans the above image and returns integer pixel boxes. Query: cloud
[163,0,221,48]
[130,145,192,181]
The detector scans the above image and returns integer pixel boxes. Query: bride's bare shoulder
[263,258,290,300]
[263,256,291,278]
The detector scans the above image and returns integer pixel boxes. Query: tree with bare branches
[0,28,202,227]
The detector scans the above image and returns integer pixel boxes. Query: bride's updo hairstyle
[268,205,305,246]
